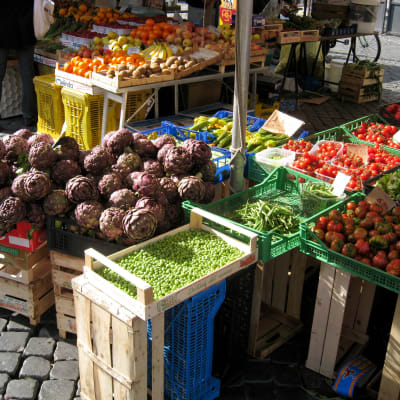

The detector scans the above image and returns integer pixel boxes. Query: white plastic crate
[255,148,296,173]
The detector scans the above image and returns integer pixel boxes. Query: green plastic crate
[300,192,400,294]
[182,166,333,262]
[246,155,271,183]
[307,126,354,143]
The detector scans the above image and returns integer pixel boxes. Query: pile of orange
[61,53,146,78]
[129,18,174,46]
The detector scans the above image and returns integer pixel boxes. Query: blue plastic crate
[212,110,265,132]
[148,280,226,400]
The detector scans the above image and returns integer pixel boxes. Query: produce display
[351,121,399,150]
[376,170,400,202]
[97,229,244,299]
[310,199,400,276]
[0,128,218,246]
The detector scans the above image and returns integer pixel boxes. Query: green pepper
[375,221,393,234]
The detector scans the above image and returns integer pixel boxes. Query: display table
[306,262,400,400]
[94,65,270,140]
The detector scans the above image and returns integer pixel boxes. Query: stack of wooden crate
[0,244,54,325]
[50,251,84,338]
[339,64,384,103]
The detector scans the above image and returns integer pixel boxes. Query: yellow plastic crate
[34,74,64,139]
[113,90,152,126]
[61,88,118,150]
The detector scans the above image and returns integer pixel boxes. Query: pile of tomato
[311,200,400,276]
[283,139,313,154]
[354,122,399,149]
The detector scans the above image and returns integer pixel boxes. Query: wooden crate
[0,271,54,325]
[339,83,380,104]
[0,243,48,270]
[0,256,51,284]
[50,251,85,338]
[278,31,301,44]
[219,54,266,73]
[248,249,316,359]
[72,274,149,400]
[342,64,384,81]
[72,207,257,400]
[300,30,320,42]
[306,263,375,379]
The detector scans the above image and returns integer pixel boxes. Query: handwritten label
[346,144,369,163]
[332,172,351,196]
[170,44,179,55]
[365,186,396,213]
[393,130,400,144]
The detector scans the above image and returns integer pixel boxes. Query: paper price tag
[127,46,141,55]
[346,144,369,163]
[365,186,396,214]
[392,130,400,144]
[170,44,178,55]
[332,172,351,196]
[261,110,305,137]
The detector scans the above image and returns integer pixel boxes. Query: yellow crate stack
[34,74,64,140]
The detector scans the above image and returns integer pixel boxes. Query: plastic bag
[33,0,55,40]
[260,0,281,19]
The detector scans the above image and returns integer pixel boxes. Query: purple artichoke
[154,135,176,150]
[157,143,174,165]
[178,176,205,202]
[165,203,183,227]
[131,171,161,198]
[111,152,142,177]
[0,187,12,203]
[197,160,217,182]
[134,138,157,158]
[170,174,189,184]
[163,146,193,175]
[51,160,81,185]
[0,196,26,227]
[181,139,212,167]
[104,129,134,155]
[78,149,90,168]
[0,163,10,186]
[201,181,216,204]
[159,177,179,204]
[26,203,46,229]
[14,129,34,140]
[156,219,171,235]
[132,132,147,144]
[55,137,79,161]
[28,142,58,170]
[143,159,163,178]
[135,196,165,223]
[98,172,124,198]
[74,200,104,229]
[27,133,54,148]
[108,188,137,210]
[43,190,71,216]
[99,207,126,240]
[123,208,157,241]
[156,190,168,207]
[102,130,116,148]
[24,171,51,200]
[66,176,99,204]
[125,171,142,187]
[84,145,114,175]
[3,136,29,161]
[11,173,31,201]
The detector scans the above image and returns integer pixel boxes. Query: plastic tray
[309,140,344,159]
[254,148,296,173]
[182,166,325,262]
[363,163,400,197]
[46,215,124,258]
[148,280,225,400]
[34,74,64,139]
[300,192,400,294]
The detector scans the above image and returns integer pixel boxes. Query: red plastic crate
[0,221,47,252]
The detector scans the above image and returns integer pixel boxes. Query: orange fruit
[59,8,67,16]
[84,71,91,79]
[145,18,155,26]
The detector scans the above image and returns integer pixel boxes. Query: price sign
[332,172,351,196]
[365,186,396,214]
[392,130,400,144]
[170,44,179,55]
[127,46,141,55]
[346,144,369,163]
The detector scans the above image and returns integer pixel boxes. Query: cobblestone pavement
[0,308,80,400]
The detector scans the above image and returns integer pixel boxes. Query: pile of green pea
[97,229,244,300]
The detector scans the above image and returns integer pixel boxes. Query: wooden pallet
[248,249,315,359]
[0,256,51,284]
[306,263,375,379]
[0,271,54,325]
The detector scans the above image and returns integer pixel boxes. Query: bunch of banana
[140,42,173,61]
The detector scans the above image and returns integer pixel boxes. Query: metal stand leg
[174,84,179,115]
[101,92,110,141]
[119,92,128,129]
[280,43,297,96]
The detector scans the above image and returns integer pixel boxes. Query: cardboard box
[183,80,222,110]
[0,221,47,252]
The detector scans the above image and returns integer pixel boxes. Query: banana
[165,44,173,58]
